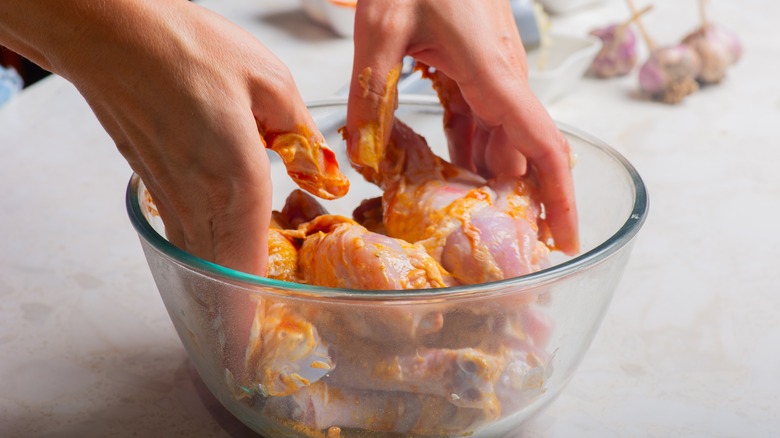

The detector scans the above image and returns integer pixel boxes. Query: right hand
[345,0,579,255]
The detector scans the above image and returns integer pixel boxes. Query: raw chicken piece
[355,119,552,285]
[267,189,454,291]
[496,348,555,413]
[269,191,452,344]
[261,341,553,436]
[296,214,452,290]
[267,222,298,282]
[242,302,334,397]
[324,346,505,417]
[267,189,330,282]
[273,189,330,230]
[263,381,488,436]
[294,213,453,343]
[300,299,446,350]
[346,63,402,175]
[420,302,552,355]
[352,196,386,235]
[265,131,349,200]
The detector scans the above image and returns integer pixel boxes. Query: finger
[170,111,273,276]
[472,126,490,177]
[208,150,273,276]
[408,4,532,179]
[190,113,273,388]
[457,79,579,253]
[502,92,579,255]
[482,127,528,177]
[417,63,477,172]
[346,1,414,171]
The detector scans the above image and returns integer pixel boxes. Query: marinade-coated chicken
[234,187,555,437]
[354,119,552,285]
[181,76,563,434]
[140,110,562,436]
[296,215,452,290]
[263,381,490,436]
[266,189,452,290]
[265,130,350,200]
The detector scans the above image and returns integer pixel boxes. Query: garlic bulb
[589,24,638,78]
[638,44,701,104]
[682,23,741,84]
[681,0,742,84]
[588,4,652,79]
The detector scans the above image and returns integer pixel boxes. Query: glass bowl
[126,96,647,437]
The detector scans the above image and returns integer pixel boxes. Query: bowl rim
[126,96,648,301]
[526,33,603,79]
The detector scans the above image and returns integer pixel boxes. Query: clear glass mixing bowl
[126,96,647,437]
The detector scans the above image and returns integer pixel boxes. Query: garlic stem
[626,0,656,51]
[699,0,709,28]
[617,4,653,36]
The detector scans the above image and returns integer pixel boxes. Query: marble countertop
[2,0,779,436]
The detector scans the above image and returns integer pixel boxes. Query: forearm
[0,0,189,80]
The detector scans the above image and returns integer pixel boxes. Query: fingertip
[543,189,580,256]
[552,217,580,256]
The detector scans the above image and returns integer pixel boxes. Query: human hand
[48,0,351,382]
[345,0,579,254]
[1,0,354,390]
[17,0,348,275]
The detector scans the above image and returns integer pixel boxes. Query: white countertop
[2,1,779,436]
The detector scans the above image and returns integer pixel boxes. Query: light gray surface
[2,0,779,436]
